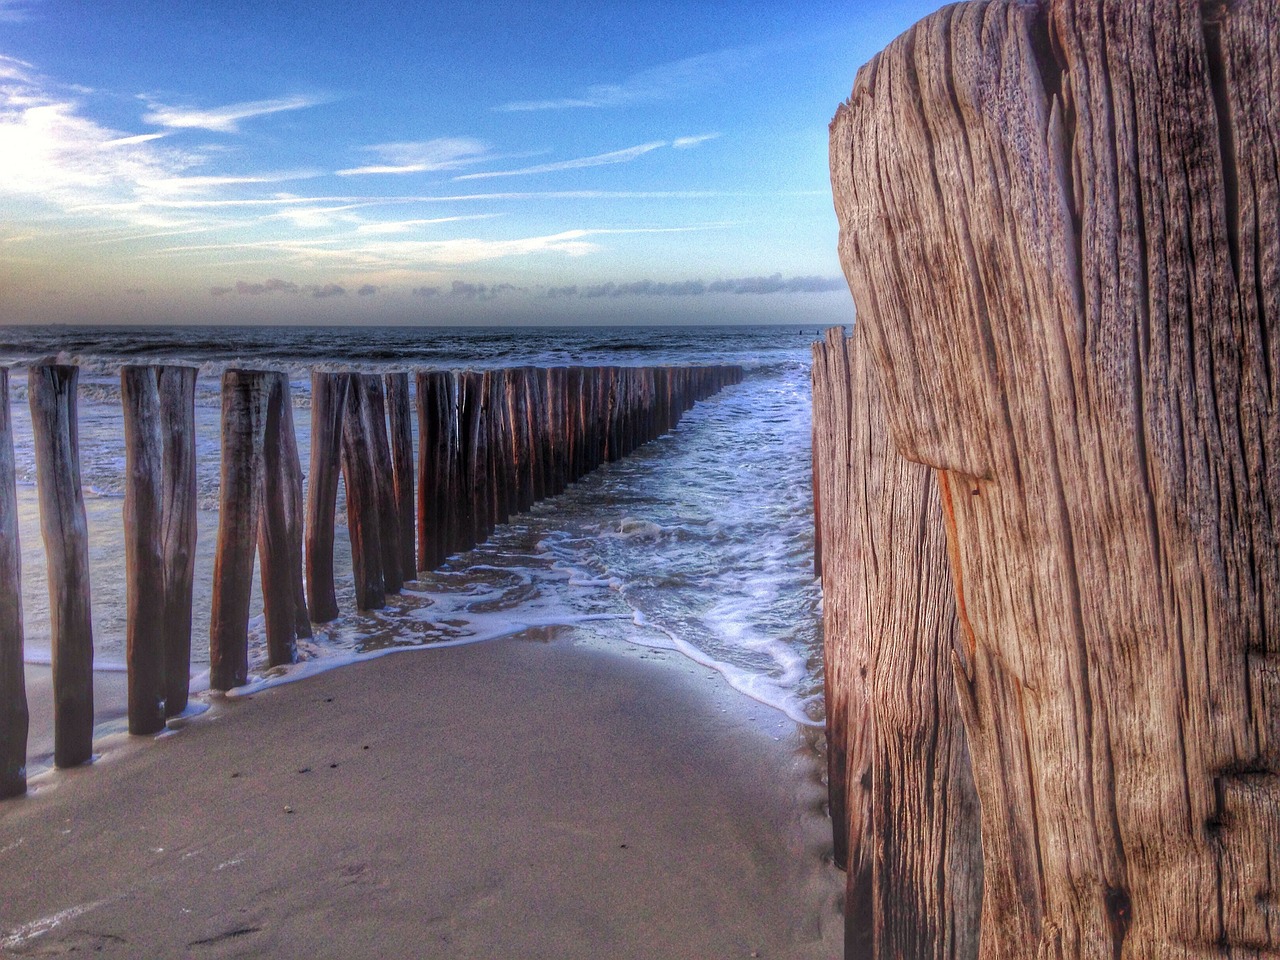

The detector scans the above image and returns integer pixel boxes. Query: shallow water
[3,324,826,726]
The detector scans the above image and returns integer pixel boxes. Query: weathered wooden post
[501,368,522,517]
[604,367,622,463]
[511,368,536,513]
[487,369,512,526]
[121,366,168,734]
[276,379,311,642]
[565,366,583,483]
[29,364,94,765]
[831,1,1280,954]
[0,368,28,797]
[531,367,551,502]
[384,372,416,582]
[415,370,456,571]
[341,374,386,611]
[209,370,271,691]
[157,366,198,717]
[258,372,302,667]
[458,370,490,546]
[814,327,981,958]
[546,367,568,492]
[305,371,349,623]
[361,375,403,595]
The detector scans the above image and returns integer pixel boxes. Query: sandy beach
[0,633,842,958]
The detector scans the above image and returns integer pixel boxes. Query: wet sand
[1,635,842,958]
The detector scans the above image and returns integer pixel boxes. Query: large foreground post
[0,368,28,797]
[28,364,94,766]
[814,327,981,959]
[830,1,1280,954]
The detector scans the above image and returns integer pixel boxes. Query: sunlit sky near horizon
[0,0,946,326]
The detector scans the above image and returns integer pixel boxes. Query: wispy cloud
[176,229,602,269]
[496,48,756,112]
[0,54,33,80]
[0,57,323,229]
[142,95,325,133]
[0,0,40,23]
[336,137,491,176]
[73,189,750,214]
[145,171,321,192]
[673,133,719,149]
[355,214,500,235]
[0,96,197,207]
[455,136,714,182]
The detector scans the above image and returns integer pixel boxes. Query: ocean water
[1,324,825,727]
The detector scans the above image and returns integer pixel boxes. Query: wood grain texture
[361,375,403,596]
[156,366,198,717]
[305,372,349,623]
[28,364,94,766]
[209,370,270,691]
[275,375,311,642]
[831,1,1280,954]
[0,368,28,797]
[385,372,417,582]
[121,366,168,734]
[341,374,386,611]
[258,372,301,667]
[415,370,458,571]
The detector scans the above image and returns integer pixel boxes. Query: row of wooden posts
[0,362,743,799]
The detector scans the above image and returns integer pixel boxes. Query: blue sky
[0,0,945,325]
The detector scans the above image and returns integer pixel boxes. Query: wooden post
[209,370,270,691]
[157,366,198,717]
[458,370,489,547]
[259,372,300,668]
[592,366,609,468]
[604,367,621,463]
[487,369,511,526]
[511,368,536,513]
[278,379,311,641]
[0,368,28,798]
[305,371,349,623]
[29,364,94,765]
[120,366,168,734]
[360,375,402,595]
[416,370,456,571]
[545,367,566,493]
[565,367,583,483]
[831,2,1280,953]
[341,375,386,611]
[500,368,522,518]
[530,366,550,502]
[384,372,416,582]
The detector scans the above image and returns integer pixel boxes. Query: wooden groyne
[818,1,1278,956]
[1,361,741,796]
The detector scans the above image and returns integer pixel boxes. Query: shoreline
[3,629,842,958]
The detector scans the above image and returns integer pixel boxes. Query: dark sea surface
[1,324,825,725]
